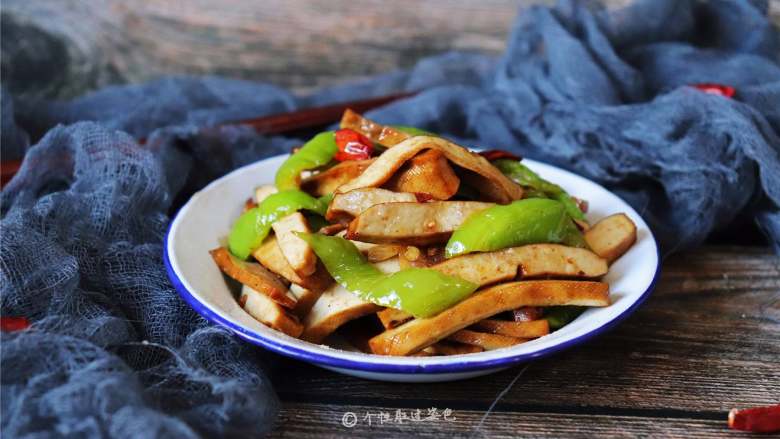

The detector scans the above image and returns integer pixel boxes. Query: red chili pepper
[692,83,735,98]
[334,129,374,161]
[478,150,522,162]
[1,316,30,332]
[728,404,780,433]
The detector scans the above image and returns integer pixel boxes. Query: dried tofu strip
[318,223,348,235]
[385,149,460,200]
[301,159,374,197]
[240,286,303,337]
[301,257,400,343]
[584,213,637,263]
[301,283,381,343]
[512,306,544,322]
[253,236,332,292]
[381,244,607,329]
[369,280,610,356]
[472,319,550,338]
[340,109,411,147]
[422,341,483,356]
[377,308,414,329]
[336,136,524,203]
[346,201,493,245]
[255,185,278,204]
[326,188,416,222]
[271,212,317,276]
[430,244,608,287]
[448,330,527,350]
[290,284,322,319]
[210,247,295,308]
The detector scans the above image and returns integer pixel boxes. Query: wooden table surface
[5,2,777,437]
[267,245,780,438]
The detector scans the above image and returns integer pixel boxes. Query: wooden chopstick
[0,91,416,186]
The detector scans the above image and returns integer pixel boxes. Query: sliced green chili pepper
[445,198,587,258]
[544,306,585,330]
[275,131,338,191]
[493,159,585,221]
[298,233,477,318]
[228,190,331,259]
[393,126,434,136]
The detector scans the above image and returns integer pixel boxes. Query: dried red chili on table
[728,404,780,433]
[334,129,373,161]
[691,83,735,98]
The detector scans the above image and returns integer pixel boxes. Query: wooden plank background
[2,0,546,99]
[265,246,780,437]
[3,0,779,99]
[2,1,779,437]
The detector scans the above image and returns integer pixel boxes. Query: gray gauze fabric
[2,0,779,437]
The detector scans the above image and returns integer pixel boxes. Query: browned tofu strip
[429,244,608,287]
[253,236,332,292]
[255,185,277,204]
[271,212,317,276]
[340,109,411,147]
[385,149,460,200]
[422,341,484,356]
[472,319,550,338]
[210,247,295,308]
[377,307,414,329]
[301,257,399,343]
[325,188,417,222]
[301,159,374,197]
[240,286,303,337]
[346,201,493,245]
[512,306,544,322]
[584,213,637,263]
[369,280,610,356]
[335,136,524,203]
[380,244,606,329]
[301,284,381,343]
[289,284,322,319]
[448,330,527,350]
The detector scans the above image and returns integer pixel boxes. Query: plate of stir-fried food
[164,110,659,382]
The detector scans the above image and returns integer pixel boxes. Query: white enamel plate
[164,155,660,382]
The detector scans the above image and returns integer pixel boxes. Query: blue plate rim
[163,160,661,375]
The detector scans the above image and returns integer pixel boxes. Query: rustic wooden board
[271,403,741,438]
[268,246,780,436]
[0,0,560,99]
[4,1,779,100]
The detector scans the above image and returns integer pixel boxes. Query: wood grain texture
[2,0,538,98]
[3,1,779,100]
[271,403,742,438]
[269,246,780,436]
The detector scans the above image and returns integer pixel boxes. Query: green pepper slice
[445,198,587,258]
[493,159,585,221]
[275,131,338,191]
[228,190,331,259]
[544,306,586,330]
[298,233,477,318]
[393,126,434,136]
